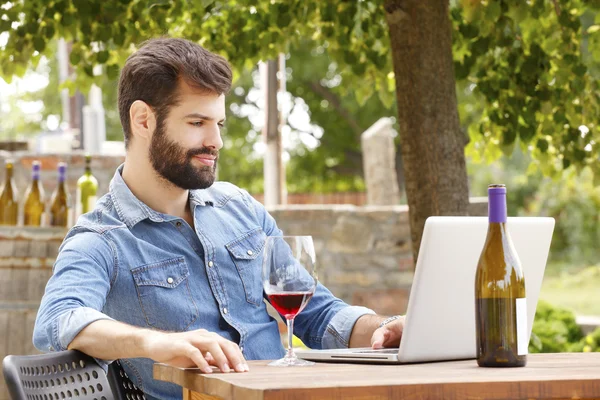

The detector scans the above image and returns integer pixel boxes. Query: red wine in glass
[267,291,314,319]
[263,235,317,367]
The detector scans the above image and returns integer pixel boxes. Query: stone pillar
[361,118,401,205]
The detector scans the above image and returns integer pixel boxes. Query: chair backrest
[2,350,144,400]
[107,360,146,400]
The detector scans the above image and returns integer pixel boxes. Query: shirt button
[167,277,174,284]
[223,308,228,314]
[208,261,214,267]
[247,250,253,256]
[176,221,182,227]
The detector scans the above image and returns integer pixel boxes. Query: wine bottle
[76,154,98,219]
[0,160,18,226]
[23,161,46,226]
[475,184,527,367]
[49,162,72,227]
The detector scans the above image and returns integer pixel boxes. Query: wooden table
[154,353,600,400]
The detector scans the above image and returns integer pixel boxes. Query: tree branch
[552,0,561,17]
[306,81,364,138]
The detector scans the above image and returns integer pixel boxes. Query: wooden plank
[24,309,40,355]
[186,388,223,400]
[154,353,600,400]
[5,310,27,356]
[8,268,28,302]
[27,267,51,302]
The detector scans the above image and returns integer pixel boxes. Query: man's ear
[129,100,157,142]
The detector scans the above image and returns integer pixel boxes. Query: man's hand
[143,328,249,374]
[370,316,405,349]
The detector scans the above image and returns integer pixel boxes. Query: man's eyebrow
[184,113,225,122]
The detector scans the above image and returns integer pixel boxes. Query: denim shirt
[33,165,375,400]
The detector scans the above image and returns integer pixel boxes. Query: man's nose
[203,124,224,150]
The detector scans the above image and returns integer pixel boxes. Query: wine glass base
[268,357,315,367]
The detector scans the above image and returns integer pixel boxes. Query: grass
[539,265,600,317]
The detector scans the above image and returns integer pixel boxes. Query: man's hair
[118,37,232,148]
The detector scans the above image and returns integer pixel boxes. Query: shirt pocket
[131,257,199,332]
[225,228,267,306]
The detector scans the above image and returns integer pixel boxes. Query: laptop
[295,216,555,364]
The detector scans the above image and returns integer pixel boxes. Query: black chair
[107,360,146,400]
[2,350,146,400]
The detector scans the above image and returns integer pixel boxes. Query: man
[33,37,404,400]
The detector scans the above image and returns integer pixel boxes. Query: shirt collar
[109,164,212,229]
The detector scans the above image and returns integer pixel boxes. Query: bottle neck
[488,193,507,223]
[5,166,13,180]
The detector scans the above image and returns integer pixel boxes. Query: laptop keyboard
[354,349,399,354]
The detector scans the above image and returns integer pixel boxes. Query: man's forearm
[349,314,386,347]
[67,319,157,361]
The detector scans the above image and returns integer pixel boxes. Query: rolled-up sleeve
[33,229,116,358]
[321,306,376,349]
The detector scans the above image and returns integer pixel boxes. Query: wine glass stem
[286,317,295,360]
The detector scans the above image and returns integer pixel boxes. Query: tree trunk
[384,0,470,264]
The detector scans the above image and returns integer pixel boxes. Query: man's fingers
[371,328,386,349]
[186,347,213,374]
[220,341,249,372]
[204,342,231,373]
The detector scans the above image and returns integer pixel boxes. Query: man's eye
[190,121,203,127]
[218,123,224,128]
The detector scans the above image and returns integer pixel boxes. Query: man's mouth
[193,155,216,167]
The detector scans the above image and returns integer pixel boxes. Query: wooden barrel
[0,226,65,400]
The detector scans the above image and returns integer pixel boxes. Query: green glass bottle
[76,154,98,219]
[49,162,72,227]
[23,161,46,226]
[475,184,527,367]
[0,160,18,226]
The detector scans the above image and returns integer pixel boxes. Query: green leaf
[96,50,110,64]
[459,23,479,39]
[571,63,587,77]
[33,36,46,52]
[83,64,94,77]
[15,26,26,37]
[0,20,11,33]
[69,50,81,65]
[518,123,536,143]
[26,21,39,35]
[355,81,374,107]
[587,25,600,34]
[61,13,74,26]
[484,1,502,22]
[537,138,549,153]
[106,64,120,80]
[378,84,395,109]
[42,24,55,39]
[98,25,112,42]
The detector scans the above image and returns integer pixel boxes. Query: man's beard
[149,122,218,190]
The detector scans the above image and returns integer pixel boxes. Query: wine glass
[263,236,318,367]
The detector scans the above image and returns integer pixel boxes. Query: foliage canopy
[1,0,599,183]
